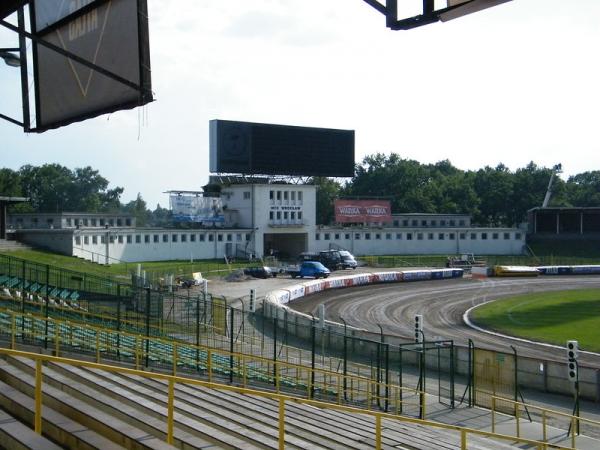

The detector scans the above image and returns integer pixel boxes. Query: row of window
[392,218,467,227]
[268,211,303,221]
[66,217,132,227]
[316,231,522,241]
[269,190,304,202]
[74,232,251,246]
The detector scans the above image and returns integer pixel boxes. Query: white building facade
[10,184,525,263]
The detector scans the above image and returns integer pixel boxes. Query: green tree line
[2,159,599,228]
[312,154,600,226]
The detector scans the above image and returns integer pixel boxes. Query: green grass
[470,289,600,352]
[0,249,252,283]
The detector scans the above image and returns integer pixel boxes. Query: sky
[1,0,600,208]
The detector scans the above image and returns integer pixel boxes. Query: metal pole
[273,316,278,387]
[116,285,121,359]
[44,264,49,349]
[196,293,201,370]
[145,288,150,367]
[340,317,348,401]
[311,316,316,399]
[229,307,234,383]
[17,7,30,131]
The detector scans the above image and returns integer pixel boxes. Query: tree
[565,171,600,206]
[310,177,342,225]
[122,193,150,227]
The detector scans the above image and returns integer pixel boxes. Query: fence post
[44,264,49,349]
[341,318,348,401]
[35,358,42,434]
[469,339,474,407]
[273,316,278,387]
[278,398,285,450]
[21,259,25,316]
[167,378,175,445]
[311,317,316,399]
[196,293,201,371]
[145,288,151,368]
[229,307,234,383]
[116,286,121,359]
[450,341,455,408]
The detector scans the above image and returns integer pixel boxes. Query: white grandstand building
[7,183,525,263]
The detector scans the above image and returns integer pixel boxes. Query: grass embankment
[1,249,250,283]
[470,289,600,352]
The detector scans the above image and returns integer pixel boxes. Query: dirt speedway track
[288,275,600,368]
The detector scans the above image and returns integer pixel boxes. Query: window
[125,218,131,226]
[269,190,274,200]
[91,219,97,226]
[276,191,281,200]
[375,233,381,240]
[406,233,413,240]
[283,212,288,220]
[365,233,371,240]
[449,233,455,240]
[66,218,72,226]
[324,233,330,240]
[291,212,296,220]
[298,212,302,220]
[127,235,132,244]
[117,218,122,226]
[172,234,178,243]
[84,236,89,245]
[199,234,205,242]
[109,219,114,226]
[354,233,361,240]
[99,219,105,226]
[118,235,123,244]
[316,233,321,240]
[47,218,54,226]
[245,233,251,241]
[276,211,281,220]
[136,235,141,243]
[515,233,522,240]
[492,233,499,240]
[449,220,455,226]
[459,233,466,240]
[386,233,392,240]
[396,233,402,239]
[431,220,437,226]
[412,220,418,226]
[335,233,340,240]
[269,211,274,220]
[345,233,350,240]
[417,233,423,240]
[298,191,303,201]
[181,234,187,242]
[243,191,251,199]
[438,233,445,240]
[421,220,427,226]
[504,232,510,240]
[236,233,242,241]
[283,191,288,200]
[291,191,296,201]
[217,234,223,242]
[403,220,409,226]
[227,234,233,242]
[153,234,159,243]
[459,220,465,226]
[100,236,106,244]
[440,220,446,226]
[92,236,98,244]
[191,234,196,242]
[208,234,214,242]
[163,234,168,243]
[75,236,81,245]
[83,219,88,226]
[144,235,150,243]
[481,233,488,240]
[393,220,399,227]
[470,233,477,240]
[428,233,434,240]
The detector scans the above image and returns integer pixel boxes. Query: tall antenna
[542,164,562,208]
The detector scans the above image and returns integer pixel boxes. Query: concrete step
[0,377,126,450]
[0,357,177,450]
[0,407,62,450]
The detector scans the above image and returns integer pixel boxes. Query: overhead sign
[334,200,392,224]
[30,0,152,132]
[170,195,225,223]
[209,120,355,177]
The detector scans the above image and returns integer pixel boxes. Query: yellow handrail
[0,348,571,450]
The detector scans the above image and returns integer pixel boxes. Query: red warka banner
[334,200,392,223]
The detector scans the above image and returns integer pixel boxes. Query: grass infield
[470,289,600,353]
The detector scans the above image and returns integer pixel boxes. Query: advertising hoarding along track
[334,199,392,224]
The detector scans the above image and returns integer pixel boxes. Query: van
[339,250,358,269]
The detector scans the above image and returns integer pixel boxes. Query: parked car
[244,266,278,279]
[286,261,330,279]
[339,250,358,269]
[298,250,342,271]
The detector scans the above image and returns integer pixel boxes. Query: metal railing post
[278,398,285,450]
[35,358,42,434]
[167,378,175,445]
[375,414,382,450]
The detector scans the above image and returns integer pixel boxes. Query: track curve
[287,275,600,368]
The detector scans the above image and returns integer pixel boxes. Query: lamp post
[0,47,20,67]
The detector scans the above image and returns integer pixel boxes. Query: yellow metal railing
[0,310,423,415]
[491,395,600,449]
[0,348,572,450]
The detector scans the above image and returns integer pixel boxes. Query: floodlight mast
[363,0,513,31]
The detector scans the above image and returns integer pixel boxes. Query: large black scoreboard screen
[210,120,355,177]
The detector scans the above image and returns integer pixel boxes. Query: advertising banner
[334,200,392,223]
[170,195,224,223]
